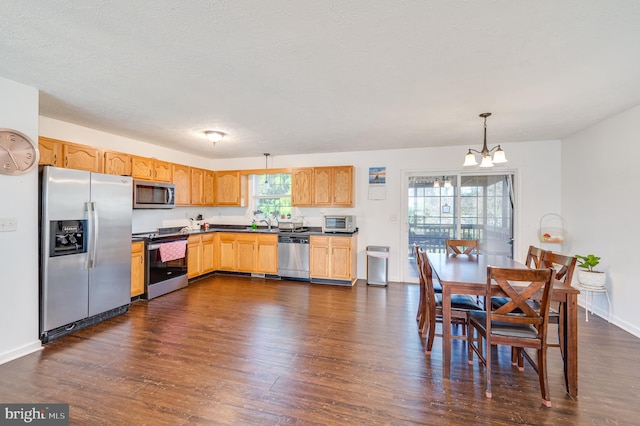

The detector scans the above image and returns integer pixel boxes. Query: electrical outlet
[0,217,17,232]
[390,214,397,222]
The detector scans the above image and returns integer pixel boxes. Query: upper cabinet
[313,166,354,207]
[38,137,102,172]
[203,170,215,206]
[190,167,205,206]
[103,150,132,176]
[131,156,172,182]
[38,137,63,167]
[172,164,191,206]
[215,170,244,206]
[64,144,103,172]
[291,168,314,206]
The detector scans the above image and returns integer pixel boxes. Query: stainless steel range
[133,227,188,299]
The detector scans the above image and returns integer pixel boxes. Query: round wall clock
[0,129,39,175]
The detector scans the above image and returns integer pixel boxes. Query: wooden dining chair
[417,248,482,354]
[505,250,577,369]
[467,266,555,407]
[445,239,479,255]
[414,243,426,330]
[492,246,546,310]
[539,251,577,352]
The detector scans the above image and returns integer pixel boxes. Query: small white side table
[578,284,612,322]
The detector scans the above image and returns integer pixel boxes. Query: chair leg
[425,315,436,354]
[538,347,552,407]
[485,336,492,398]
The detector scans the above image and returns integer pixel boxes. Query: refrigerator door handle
[86,201,99,269]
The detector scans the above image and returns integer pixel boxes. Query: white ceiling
[2,1,640,159]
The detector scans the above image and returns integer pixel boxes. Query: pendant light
[463,113,507,167]
[263,153,270,189]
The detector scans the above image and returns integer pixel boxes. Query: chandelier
[463,113,507,167]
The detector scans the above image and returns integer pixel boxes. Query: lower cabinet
[188,233,216,279]
[216,232,278,274]
[310,235,357,283]
[131,241,145,297]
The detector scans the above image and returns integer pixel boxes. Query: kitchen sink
[244,227,278,233]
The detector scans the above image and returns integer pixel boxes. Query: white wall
[562,104,640,337]
[0,76,42,363]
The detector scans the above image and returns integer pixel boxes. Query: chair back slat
[418,249,437,313]
[486,266,554,337]
[525,245,546,268]
[542,251,577,284]
[446,239,479,255]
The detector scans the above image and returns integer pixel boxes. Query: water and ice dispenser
[49,220,87,257]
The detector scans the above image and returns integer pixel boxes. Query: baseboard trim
[0,340,42,365]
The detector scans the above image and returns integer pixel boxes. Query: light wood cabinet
[215,232,278,274]
[172,164,191,205]
[63,144,103,172]
[132,157,173,182]
[154,160,172,182]
[187,235,202,279]
[310,234,357,283]
[203,170,216,206]
[190,168,204,205]
[218,233,236,271]
[236,233,257,272]
[38,137,102,172]
[291,168,314,206]
[131,241,145,297]
[256,234,278,274]
[131,156,153,180]
[187,233,216,279]
[104,150,132,176]
[313,166,354,207]
[214,170,243,206]
[38,137,63,167]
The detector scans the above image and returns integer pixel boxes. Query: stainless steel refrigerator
[39,166,132,342]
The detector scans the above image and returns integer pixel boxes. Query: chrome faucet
[260,218,272,230]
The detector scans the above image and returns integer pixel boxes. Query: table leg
[563,294,579,397]
[442,286,452,378]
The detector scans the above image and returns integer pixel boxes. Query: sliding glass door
[406,172,515,280]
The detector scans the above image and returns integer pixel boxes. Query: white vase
[577,269,606,288]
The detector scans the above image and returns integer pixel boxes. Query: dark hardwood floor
[1,275,638,425]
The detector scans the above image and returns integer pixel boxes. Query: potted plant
[575,254,606,288]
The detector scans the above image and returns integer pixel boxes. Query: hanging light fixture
[263,153,271,189]
[204,130,225,145]
[433,176,452,188]
[463,113,507,168]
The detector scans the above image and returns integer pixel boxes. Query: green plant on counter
[575,254,600,272]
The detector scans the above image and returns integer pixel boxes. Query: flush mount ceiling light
[463,113,507,168]
[204,130,225,144]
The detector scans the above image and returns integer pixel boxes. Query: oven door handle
[148,240,188,251]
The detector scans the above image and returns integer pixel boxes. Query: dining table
[427,252,580,398]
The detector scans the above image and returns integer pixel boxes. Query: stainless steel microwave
[322,215,356,233]
[133,180,175,209]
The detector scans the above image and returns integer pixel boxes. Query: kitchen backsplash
[132,206,336,233]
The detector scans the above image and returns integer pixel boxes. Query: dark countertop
[132,225,358,241]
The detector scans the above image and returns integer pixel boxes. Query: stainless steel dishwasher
[278,235,310,280]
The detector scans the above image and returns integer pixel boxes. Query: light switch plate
[0,217,17,232]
